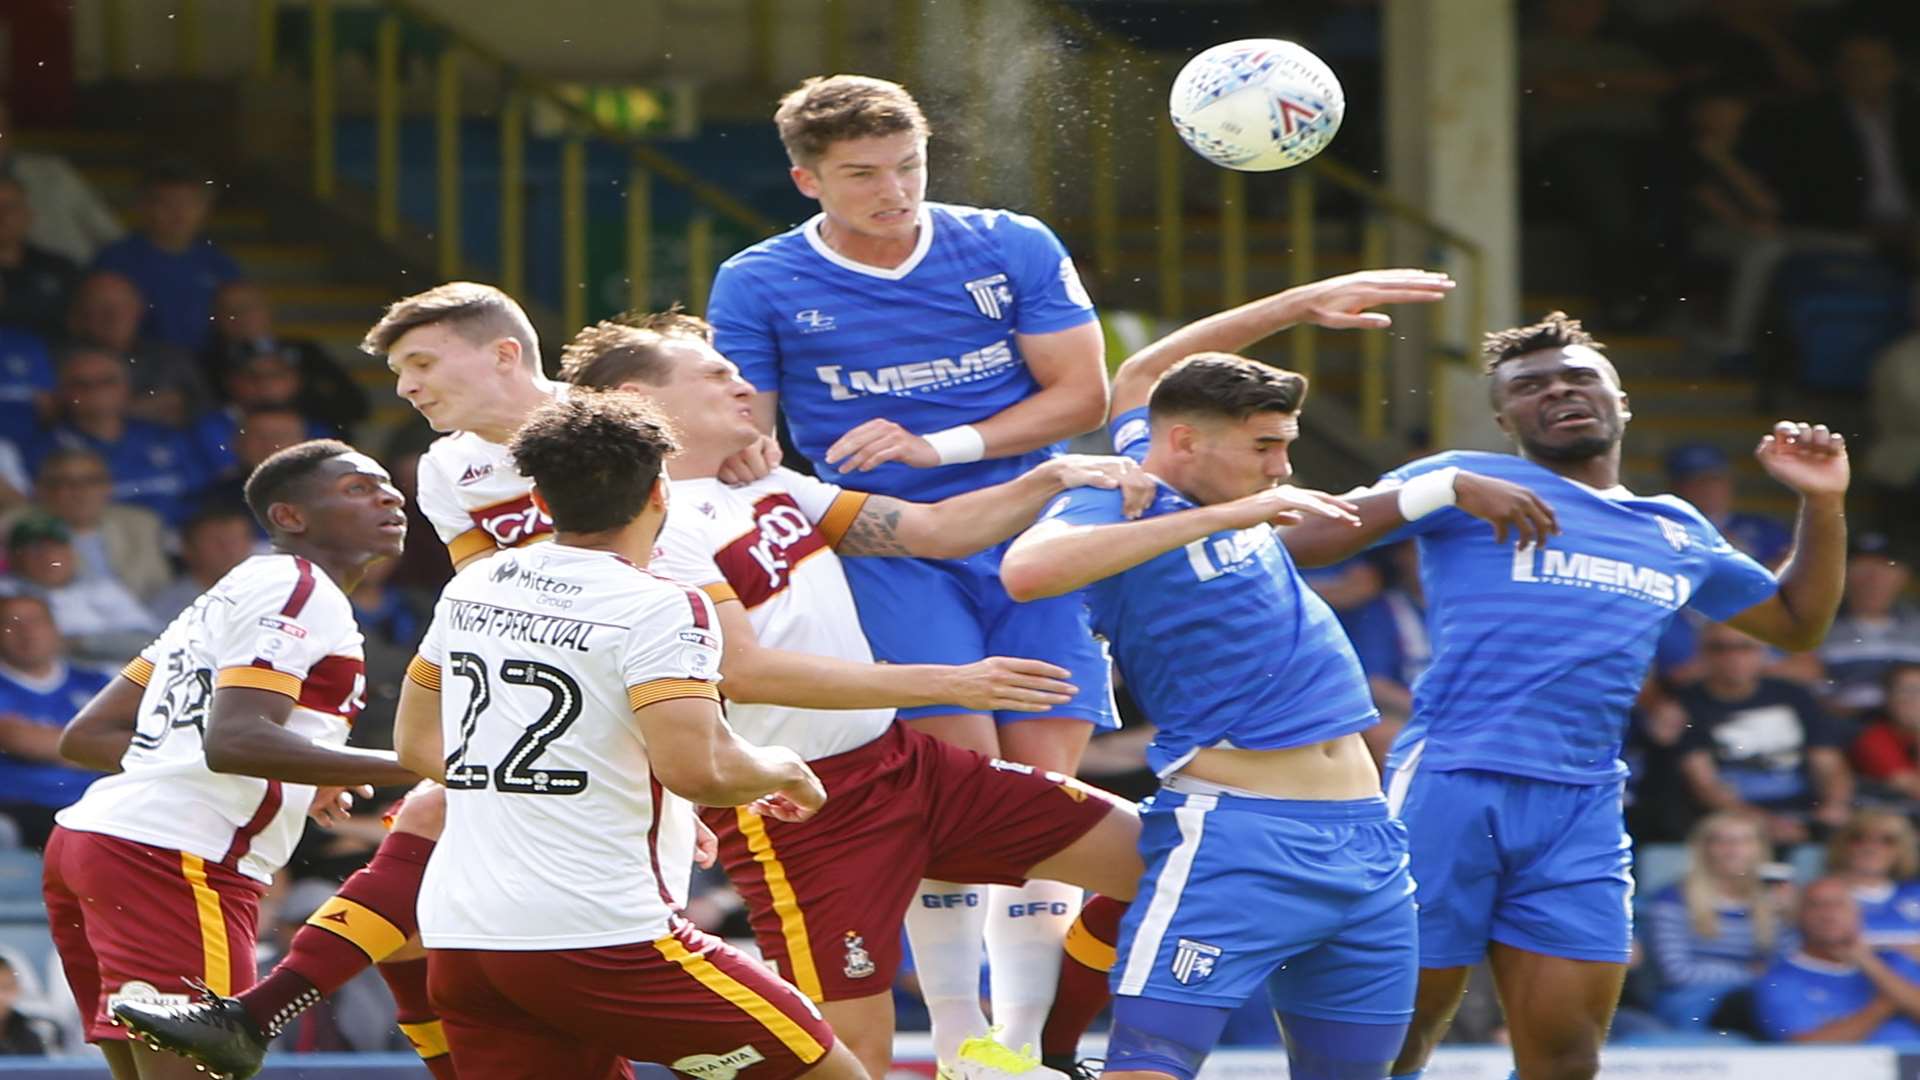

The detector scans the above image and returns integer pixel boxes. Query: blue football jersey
[0,662,110,807]
[1755,951,1920,1043]
[1041,477,1378,777]
[1379,451,1780,784]
[708,203,1098,501]
[28,420,211,526]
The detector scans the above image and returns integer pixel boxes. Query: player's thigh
[996,716,1095,775]
[1105,995,1236,1080]
[980,570,1119,746]
[1390,966,1475,1075]
[798,1039,872,1080]
[1382,766,1504,969]
[906,711,1000,756]
[1490,780,1635,967]
[428,949,624,1080]
[1274,1012,1412,1080]
[98,1041,139,1080]
[388,779,446,838]
[1488,942,1625,1080]
[816,992,893,1077]
[1262,817,1418,1028]
[1022,796,1144,900]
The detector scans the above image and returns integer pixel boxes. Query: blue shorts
[841,543,1116,728]
[1382,749,1635,968]
[1109,787,1417,1024]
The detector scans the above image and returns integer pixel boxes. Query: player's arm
[710,599,1074,714]
[1721,422,1849,652]
[56,674,148,773]
[1281,468,1559,568]
[1858,952,1920,1022]
[1001,484,1360,602]
[204,687,420,786]
[1110,269,1456,416]
[835,455,1155,559]
[393,663,445,783]
[635,694,824,817]
[1780,997,1896,1044]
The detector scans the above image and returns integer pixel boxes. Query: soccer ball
[1168,39,1345,172]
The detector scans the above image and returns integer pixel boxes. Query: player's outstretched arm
[635,695,825,819]
[1003,485,1359,601]
[204,687,421,787]
[393,675,445,783]
[57,675,147,773]
[1109,269,1455,416]
[710,599,1075,715]
[1282,468,1559,568]
[1723,421,1849,652]
[834,455,1156,560]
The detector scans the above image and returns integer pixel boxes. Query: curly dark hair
[775,74,931,166]
[559,307,713,390]
[509,392,680,534]
[1148,352,1308,422]
[1481,311,1602,373]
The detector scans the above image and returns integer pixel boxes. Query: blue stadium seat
[0,921,57,999]
[0,849,45,920]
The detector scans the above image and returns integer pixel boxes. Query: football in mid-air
[1168,39,1345,172]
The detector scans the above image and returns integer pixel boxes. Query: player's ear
[493,337,521,371]
[267,500,306,536]
[1617,391,1633,425]
[789,163,822,200]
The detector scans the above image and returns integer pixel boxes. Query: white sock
[985,879,1081,1054]
[905,879,990,1064]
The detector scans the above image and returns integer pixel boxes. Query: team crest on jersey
[843,931,876,979]
[1656,517,1693,553]
[794,309,836,334]
[964,273,1014,319]
[457,462,494,485]
[671,1045,767,1080]
[1171,938,1222,985]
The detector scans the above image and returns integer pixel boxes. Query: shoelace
[176,978,251,1034]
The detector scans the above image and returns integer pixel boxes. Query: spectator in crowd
[1642,812,1787,1030]
[90,159,241,352]
[1625,696,1704,846]
[377,421,452,593]
[1666,443,1792,567]
[1673,87,1793,364]
[349,553,422,650]
[1850,664,1920,801]
[0,955,51,1056]
[1821,532,1920,716]
[192,348,329,479]
[146,501,258,625]
[1656,0,1819,100]
[0,175,77,340]
[0,324,53,436]
[65,269,211,425]
[27,346,208,526]
[0,592,108,849]
[1826,809,1920,950]
[1341,541,1428,761]
[200,405,312,516]
[1754,877,1920,1043]
[4,513,155,665]
[203,281,369,434]
[0,97,122,264]
[1866,307,1920,495]
[0,448,167,600]
[1679,622,1852,845]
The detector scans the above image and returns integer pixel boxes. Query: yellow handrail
[500,93,526,297]
[561,138,587,333]
[373,14,400,240]
[310,0,333,199]
[435,45,460,279]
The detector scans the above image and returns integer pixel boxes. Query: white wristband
[923,424,986,466]
[1396,466,1460,521]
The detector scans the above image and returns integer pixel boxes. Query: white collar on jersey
[1560,473,1635,500]
[0,659,72,695]
[802,206,935,280]
[1786,950,1862,976]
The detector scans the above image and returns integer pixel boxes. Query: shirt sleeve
[209,560,346,699]
[414,447,490,560]
[1792,686,1847,750]
[1039,485,1129,530]
[1750,964,1805,1041]
[1109,406,1150,464]
[1687,529,1782,621]
[1851,723,1914,780]
[707,261,781,397]
[649,515,734,604]
[779,468,870,547]
[623,585,725,712]
[1000,210,1098,337]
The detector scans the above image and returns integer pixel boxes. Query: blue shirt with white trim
[1377,451,1780,784]
[1754,950,1920,1043]
[1041,414,1377,775]
[708,203,1098,501]
[0,661,110,808]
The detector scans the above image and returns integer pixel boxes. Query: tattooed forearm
[835,499,914,557]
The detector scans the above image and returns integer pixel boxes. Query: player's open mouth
[1545,405,1598,429]
[379,517,408,532]
[872,208,912,222]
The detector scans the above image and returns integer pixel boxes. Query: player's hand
[1755,421,1849,499]
[693,816,718,869]
[942,656,1078,713]
[717,433,783,486]
[1043,455,1157,518]
[1453,472,1560,547]
[1283,269,1456,330]
[1219,485,1361,530]
[749,751,827,823]
[308,784,374,828]
[825,418,940,472]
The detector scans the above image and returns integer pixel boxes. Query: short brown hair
[775,75,931,165]
[1148,352,1308,423]
[509,391,679,534]
[361,281,540,364]
[560,308,713,390]
[1481,311,1602,373]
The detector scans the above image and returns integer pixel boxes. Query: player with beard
[1273,312,1847,1080]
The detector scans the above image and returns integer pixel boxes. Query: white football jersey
[413,543,725,950]
[653,468,895,761]
[417,426,554,567]
[57,555,366,884]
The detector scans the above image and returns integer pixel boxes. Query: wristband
[924,425,986,466]
[1396,466,1459,521]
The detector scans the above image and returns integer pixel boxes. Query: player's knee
[1524,1045,1601,1080]
[392,784,447,838]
